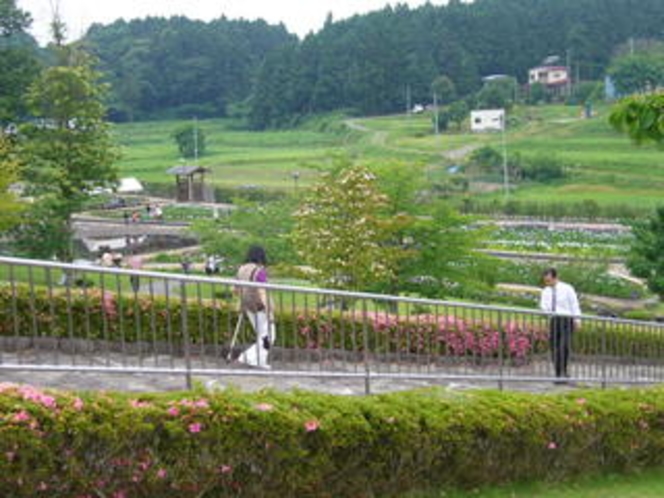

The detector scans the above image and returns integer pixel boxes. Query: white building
[528,65,570,94]
[470,109,505,133]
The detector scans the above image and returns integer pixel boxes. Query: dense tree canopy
[0,0,30,37]
[79,0,664,127]
[0,0,40,123]
[0,134,22,230]
[83,17,294,121]
[14,44,119,261]
[246,0,664,128]
[627,207,664,299]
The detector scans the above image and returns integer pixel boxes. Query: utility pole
[406,84,412,116]
[565,49,573,97]
[433,91,439,135]
[193,116,199,165]
[501,112,509,200]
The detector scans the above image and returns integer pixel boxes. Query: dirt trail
[344,119,478,161]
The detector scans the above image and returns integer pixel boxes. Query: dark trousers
[550,317,574,378]
[130,276,140,293]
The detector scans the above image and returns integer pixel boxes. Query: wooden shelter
[166,165,210,202]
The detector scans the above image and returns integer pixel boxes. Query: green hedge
[1,385,664,496]
[1,285,663,362]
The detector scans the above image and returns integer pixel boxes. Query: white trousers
[238,311,276,369]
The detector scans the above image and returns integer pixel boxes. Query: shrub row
[2,384,664,496]
[1,285,663,364]
[459,198,652,221]
[142,182,288,204]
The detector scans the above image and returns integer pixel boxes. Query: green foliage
[469,146,503,172]
[13,43,119,261]
[0,0,30,37]
[292,164,404,290]
[172,124,206,159]
[437,100,469,131]
[609,54,664,96]
[192,197,299,267]
[396,203,497,298]
[475,79,516,110]
[461,198,652,221]
[367,160,496,298]
[569,81,603,106]
[610,92,664,145]
[495,261,646,300]
[0,133,22,229]
[448,100,469,128]
[8,200,73,260]
[22,52,119,189]
[520,154,566,183]
[527,82,548,105]
[3,382,664,496]
[432,75,457,105]
[0,0,40,123]
[627,207,664,299]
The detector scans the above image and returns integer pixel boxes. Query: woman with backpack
[235,245,276,369]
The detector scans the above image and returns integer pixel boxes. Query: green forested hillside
[249,0,664,127]
[80,0,664,127]
[83,17,294,121]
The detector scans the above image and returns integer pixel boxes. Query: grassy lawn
[353,104,664,208]
[113,103,664,207]
[412,469,664,497]
[113,119,346,190]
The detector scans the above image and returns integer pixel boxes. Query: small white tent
[116,177,144,194]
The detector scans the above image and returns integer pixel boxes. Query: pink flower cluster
[255,403,274,412]
[15,385,57,409]
[297,312,548,360]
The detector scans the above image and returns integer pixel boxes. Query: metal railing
[0,256,663,393]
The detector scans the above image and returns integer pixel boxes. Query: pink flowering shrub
[296,312,549,362]
[0,384,664,497]
[0,285,661,363]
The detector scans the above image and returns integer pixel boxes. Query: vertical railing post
[362,299,371,395]
[497,310,504,391]
[600,318,607,389]
[180,280,193,390]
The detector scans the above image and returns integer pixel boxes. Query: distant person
[180,255,192,274]
[146,204,152,218]
[101,251,113,268]
[111,252,123,268]
[131,211,141,223]
[235,245,276,370]
[540,268,581,384]
[205,255,219,276]
[128,253,143,293]
[153,206,163,220]
[123,211,130,225]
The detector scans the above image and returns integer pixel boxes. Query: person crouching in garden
[540,268,581,384]
[236,245,276,370]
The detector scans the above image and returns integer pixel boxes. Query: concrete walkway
[1,348,660,395]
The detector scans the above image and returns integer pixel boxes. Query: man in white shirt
[540,268,581,382]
